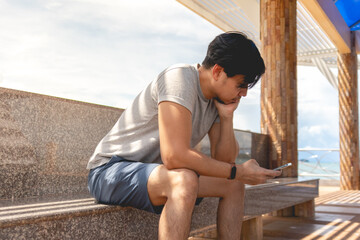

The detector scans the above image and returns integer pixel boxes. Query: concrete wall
[0,87,269,200]
[0,88,123,199]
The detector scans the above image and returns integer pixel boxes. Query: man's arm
[158,101,230,178]
[208,122,239,163]
[208,99,240,163]
[158,101,280,184]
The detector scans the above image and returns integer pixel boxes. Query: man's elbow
[161,151,185,170]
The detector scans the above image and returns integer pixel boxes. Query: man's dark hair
[202,31,265,88]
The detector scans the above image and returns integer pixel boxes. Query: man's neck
[198,65,214,100]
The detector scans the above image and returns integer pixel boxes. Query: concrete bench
[0,87,319,239]
[0,178,318,239]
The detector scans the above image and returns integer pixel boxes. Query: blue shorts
[88,156,203,214]
[88,156,163,213]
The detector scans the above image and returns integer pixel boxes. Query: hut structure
[1,1,359,239]
[177,0,360,191]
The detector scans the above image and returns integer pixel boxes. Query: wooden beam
[299,0,351,54]
[176,0,234,32]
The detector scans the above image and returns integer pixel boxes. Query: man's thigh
[147,165,201,206]
[147,165,244,205]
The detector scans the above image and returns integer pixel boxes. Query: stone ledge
[0,193,216,239]
[0,178,318,239]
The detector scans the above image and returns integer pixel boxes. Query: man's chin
[214,97,225,104]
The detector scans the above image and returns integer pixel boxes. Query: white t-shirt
[87,64,219,169]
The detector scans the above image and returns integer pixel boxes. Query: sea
[236,148,341,181]
[298,149,340,181]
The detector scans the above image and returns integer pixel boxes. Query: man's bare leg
[148,165,245,240]
[198,176,245,239]
[147,165,199,240]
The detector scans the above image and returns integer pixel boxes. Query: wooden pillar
[294,199,315,217]
[338,31,359,190]
[260,0,298,177]
[241,216,263,240]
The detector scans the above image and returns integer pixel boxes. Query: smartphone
[273,162,292,171]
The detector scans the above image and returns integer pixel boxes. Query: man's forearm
[165,147,233,179]
[214,116,238,163]
[163,146,280,184]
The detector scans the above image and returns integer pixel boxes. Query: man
[87,32,281,239]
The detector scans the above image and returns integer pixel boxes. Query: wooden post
[260,0,298,177]
[241,216,263,240]
[338,31,360,190]
[294,199,315,217]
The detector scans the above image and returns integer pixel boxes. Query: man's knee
[170,169,199,202]
[225,180,245,199]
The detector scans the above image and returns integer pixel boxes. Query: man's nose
[238,87,248,97]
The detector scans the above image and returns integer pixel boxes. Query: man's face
[215,71,248,105]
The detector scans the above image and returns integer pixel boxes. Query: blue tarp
[334,0,360,31]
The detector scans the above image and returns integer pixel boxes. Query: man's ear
[212,64,224,81]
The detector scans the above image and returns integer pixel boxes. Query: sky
[0,0,350,150]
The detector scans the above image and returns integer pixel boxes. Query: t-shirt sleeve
[155,67,197,114]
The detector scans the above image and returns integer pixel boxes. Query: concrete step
[0,178,319,240]
[0,195,159,240]
[0,193,218,240]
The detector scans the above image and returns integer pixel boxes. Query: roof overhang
[176,0,360,70]
[176,0,359,89]
[177,0,360,55]
[299,0,358,54]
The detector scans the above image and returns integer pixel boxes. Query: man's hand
[214,98,240,119]
[235,159,281,185]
